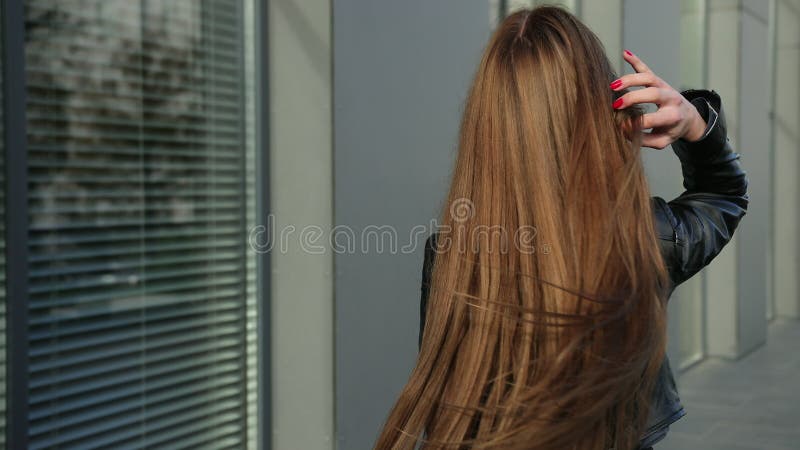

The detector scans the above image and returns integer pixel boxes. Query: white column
[671,0,709,369]
[269,0,335,449]
[774,0,800,318]
[704,0,770,358]
[581,0,624,73]
[508,0,536,14]
[536,0,579,13]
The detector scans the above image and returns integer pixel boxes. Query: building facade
[2,0,798,449]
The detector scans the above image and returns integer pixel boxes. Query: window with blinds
[23,0,259,448]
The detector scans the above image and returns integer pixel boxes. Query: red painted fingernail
[624,49,633,57]
[610,79,622,89]
[613,98,624,109]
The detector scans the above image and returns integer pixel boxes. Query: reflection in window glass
[24,0,258,448]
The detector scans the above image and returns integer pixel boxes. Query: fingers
[610,72,664,91]
[614,49,684,150]
[623,49,650,73]
[641,131,673,150]
[613,87,666,110]
[640,109,681,129]
[640,107,687,149]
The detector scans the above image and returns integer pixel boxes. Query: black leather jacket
[417,89,749,448]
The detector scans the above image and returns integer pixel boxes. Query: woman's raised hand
[609,49,708,149]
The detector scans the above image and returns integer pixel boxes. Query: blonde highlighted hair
[375,6,669,450]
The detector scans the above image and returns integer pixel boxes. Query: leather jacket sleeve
[651,89,749,289]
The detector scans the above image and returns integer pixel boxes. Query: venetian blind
[24,0,257,448]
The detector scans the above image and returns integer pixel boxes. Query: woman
[375,6,748,450]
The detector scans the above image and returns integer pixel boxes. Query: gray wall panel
[333,2,490,448]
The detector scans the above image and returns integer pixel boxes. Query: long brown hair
[375,6,669,450]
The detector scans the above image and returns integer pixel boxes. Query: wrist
[683,110,707,142]
[678,92,717,143]
[681,102,708,142]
